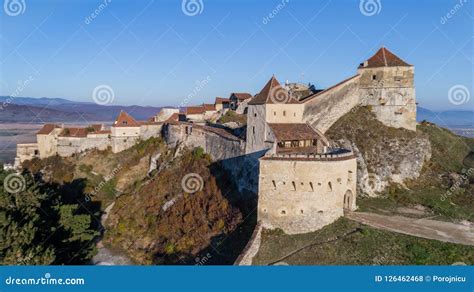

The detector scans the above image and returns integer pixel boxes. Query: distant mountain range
[0,96,162,123]
[416,107,474,128]
[0,96,472,128]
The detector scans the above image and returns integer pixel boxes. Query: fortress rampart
[258,152,357,234]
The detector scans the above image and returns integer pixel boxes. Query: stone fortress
[15,47,416,235]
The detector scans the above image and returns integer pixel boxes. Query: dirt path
[345,211,474,246]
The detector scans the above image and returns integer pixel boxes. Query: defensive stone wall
[258,153,357,234]
[302,75,361,133]
[164,123,245,161]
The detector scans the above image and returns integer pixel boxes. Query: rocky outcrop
[327,107,431,196]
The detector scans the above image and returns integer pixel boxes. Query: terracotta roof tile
[215,97,230,104]
[90,124,103,131]
[113,111,140,127]
[59,127,88,138]
[37,124,59,135]
[248,76,299,105]
[203,104,216,111]
[231,93,252,101]
[359,47,411,68]
[268,123,323,141]
[185,106,205,115]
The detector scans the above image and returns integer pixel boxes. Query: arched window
[292,181,296,191]
[309,182,314,191]
[283,111,286,116]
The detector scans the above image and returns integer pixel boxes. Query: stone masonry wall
[164,123,245,161]
[303,76,361,133]
[258,156,357,234]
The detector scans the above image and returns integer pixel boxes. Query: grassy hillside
[104,147,243,264]
[253,218,473,265]
[23,138,166,207]
[21,138,252,265]
[327,107,474,222]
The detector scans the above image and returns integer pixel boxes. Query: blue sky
[1,0,472,110]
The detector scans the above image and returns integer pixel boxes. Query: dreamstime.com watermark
[3,0,26,16]
[3,173,26,193]
[181,173,204,194]
[181,0,203,16]
[440,168,473,202]
[359,0,382,16]
[194,252,212,265]
[179,75,211,108]
[85,165,122,202]
[262,0,290,25]
[0,75,35,110]
[84,0,112,25]
[269,85,291,104]
[5,273,85,286]
[92,84,115,105]
[448,84,470,106]
[440,0,468,25]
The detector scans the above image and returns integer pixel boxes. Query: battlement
[262,149,355,161]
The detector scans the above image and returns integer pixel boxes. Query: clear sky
[1,0,472,110]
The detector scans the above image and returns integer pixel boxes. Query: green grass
[327,109,474,222]
[357,122,474,222]
[217,111,247,125]
[252,218,474,265]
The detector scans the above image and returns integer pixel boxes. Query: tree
[0,169,100,265]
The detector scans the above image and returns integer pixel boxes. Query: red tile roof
[185,106,205,115]
[215,97,230,104]
[359,47,411,68]
[248,76,299,105]
[37,124,59,135]
[113,111,140,127]
[231,93,252,101]
[59,127,88,138]
[268,123,324,141]
[203,104,216,111]
[165,112,180,122]
[90,124,103,132]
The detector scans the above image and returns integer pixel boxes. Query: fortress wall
[57,135,111,157]
[110,126,141,153]
[246,104,268,154]
[37,131,59,159]
[164,123,245,161]
[81,135,110,151]
[358,66,416,131]
[140,124,163,140]
[111,136,140,153]
[258,156,357,234]
[57,137,84,157]
[302,76,361,133]
[265,103,305,123]
[16,143,39,163]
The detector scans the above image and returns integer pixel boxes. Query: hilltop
[21,138,253,265]
[327,106,474,222]
[249,107,474,265]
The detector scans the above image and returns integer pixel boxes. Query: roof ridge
[382,47,388,66]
